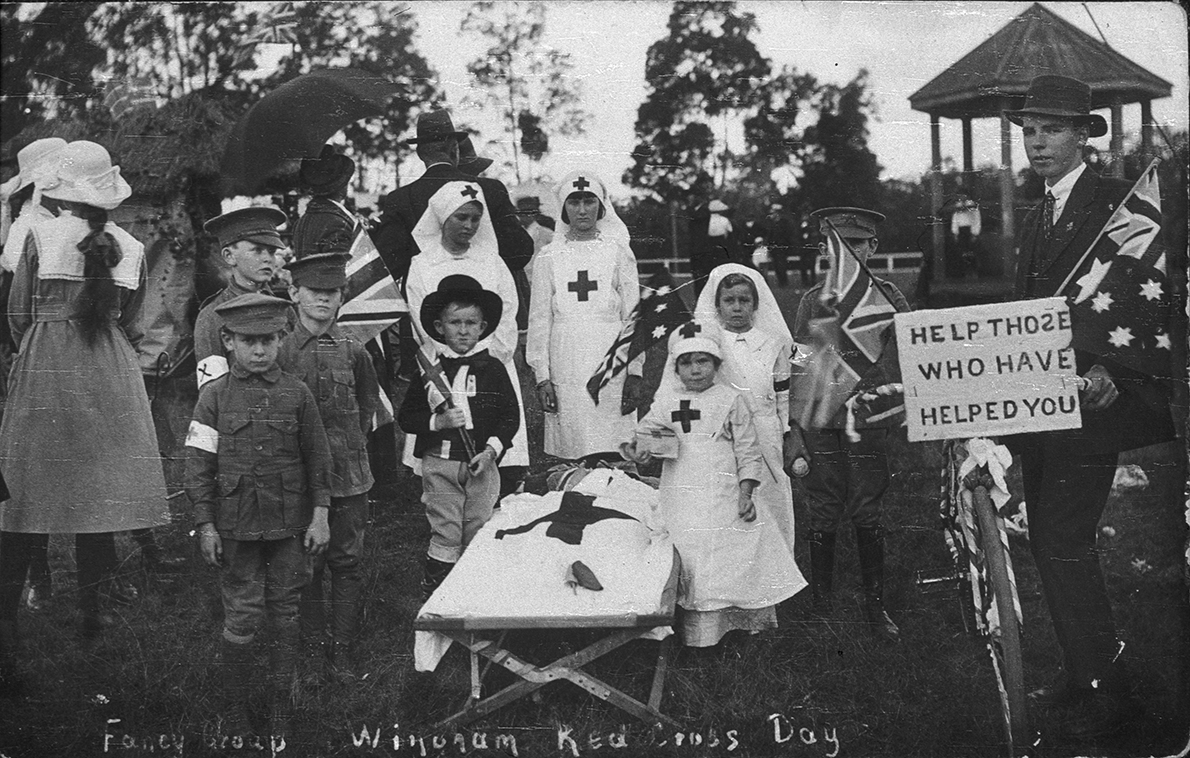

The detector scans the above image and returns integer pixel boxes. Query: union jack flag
[1063,159,1172,378]
[789,220,903,428]
[586,269,691,404]
[415,345,476,459]
[103,75,157,120]
[232,2,299,66]
[336,227,407,346]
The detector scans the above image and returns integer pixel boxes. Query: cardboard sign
[895,297,1082,442]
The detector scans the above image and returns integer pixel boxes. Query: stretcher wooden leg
[433,627,678,730]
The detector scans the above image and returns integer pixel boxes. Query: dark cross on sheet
[461,185,479,200]
[677,321,701,339]
[572,176,591,192]
[494,491,637,545]
[568,270,599,302]
[671,399,701,433]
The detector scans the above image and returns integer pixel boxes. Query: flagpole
[821,216,909,313]
[1052,157,1162,297]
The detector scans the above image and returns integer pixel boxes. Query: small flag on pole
[336,228,407,346]
[415,346,476,460]
[587,269,691,405]
[789,221,903,428]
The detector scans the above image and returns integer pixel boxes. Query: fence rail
[635,250,924,282]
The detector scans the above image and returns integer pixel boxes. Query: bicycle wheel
[972,486,1028,751]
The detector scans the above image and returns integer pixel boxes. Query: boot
[855,525,900,642]
[78,581,115,639]
[0,619,23,698]
[327,572,363,682]
[133,530,188,575]
[421,557,453,601]
[268,619,300,742]
[298,568,327,652]
[220,638,254,739]
[807,531,836,615]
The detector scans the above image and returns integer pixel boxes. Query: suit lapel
[1036,169,1098,278]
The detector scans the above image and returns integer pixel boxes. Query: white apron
[654,384,805,611]
[531,238,636,459]
[720,331,801,555]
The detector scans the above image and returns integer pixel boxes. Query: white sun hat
[40,140,132,210]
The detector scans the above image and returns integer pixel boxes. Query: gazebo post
[999,110,1015,279]
[1140,99,1154,161]
[1109,99,1125,178]
[930,112,945,283]
[961,117,974,175]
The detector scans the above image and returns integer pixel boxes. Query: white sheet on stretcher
[414,469,675,671]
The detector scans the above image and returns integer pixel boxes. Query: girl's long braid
[72,204,122,345]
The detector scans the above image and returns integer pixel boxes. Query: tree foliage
[1,2,105,143]
[459,1,590,178]
[4,2,438,180]
[626,1,778,203]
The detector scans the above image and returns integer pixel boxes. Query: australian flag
[1064,160,1172,379]
[586,269,691,404]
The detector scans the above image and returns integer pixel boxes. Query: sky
[401,1,1189,199]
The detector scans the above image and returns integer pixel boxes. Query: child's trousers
[420,456,498,564]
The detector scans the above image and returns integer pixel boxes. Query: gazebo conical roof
[909,3,1172,119]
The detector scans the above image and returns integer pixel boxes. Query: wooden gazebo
[909,2,1172,282]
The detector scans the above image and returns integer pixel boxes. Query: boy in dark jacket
[398,275,519,598]
[186,292,332,741]
[278,252,385,682]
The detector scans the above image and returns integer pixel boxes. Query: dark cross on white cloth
[461,185,479,201]
[572,176,591,192]
[671,399,701,433]
[568,270,599,301]
[677,321,702,339]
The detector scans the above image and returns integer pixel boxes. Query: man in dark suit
[1007,75,1175,738]
[370,110,532,283]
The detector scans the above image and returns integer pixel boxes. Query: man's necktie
[1042,191,1056,238]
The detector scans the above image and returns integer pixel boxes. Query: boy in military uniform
[185,293,332,740]
[788,207,909,641]
[398,275,520,598]
[278,252,385,681]
[195,206,289,388]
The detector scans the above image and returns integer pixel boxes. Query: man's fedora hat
[1004,75,1108,138]
[406,110,469,146]
[457,134,493,177]
[300,144,355,196]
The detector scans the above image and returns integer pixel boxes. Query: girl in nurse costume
[405,181,529,471]
[622,326,804,647]
[527,171,642,461]
[695,264,804,561]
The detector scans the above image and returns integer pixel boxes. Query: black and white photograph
[0,2,1186,756]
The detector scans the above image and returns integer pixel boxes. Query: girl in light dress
[694,264,806,573]
[622,325,803,647]
[526,170,642,462]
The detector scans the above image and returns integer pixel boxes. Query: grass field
[1,278,1187,758]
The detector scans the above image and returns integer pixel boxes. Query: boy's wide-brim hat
[419,274,502,343]
[457,134,493,176]
[39,140,132,210]
[516,195,542,213]
[285,251,350,289]
[300,144,355,195]
[1004,75,1108,138]
[405,110,469,145]
[204,206,287,249]
[215,292,292,335]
